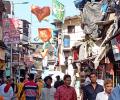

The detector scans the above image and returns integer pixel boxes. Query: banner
[31,5,50,22]
[111,34,120,61]
[2,18,20,44]
[52,0,65,21]
[38,28,52,42]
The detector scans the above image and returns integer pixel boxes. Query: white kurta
[40,87,56,100]
[0,84,13,100]
[96,91,109,100]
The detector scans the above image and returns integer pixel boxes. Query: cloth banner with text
[2,18,20,44]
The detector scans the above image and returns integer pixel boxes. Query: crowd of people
[0,74,77,100]
[0,72,120,100]
[80,72,120,100]
[81,72,113,100]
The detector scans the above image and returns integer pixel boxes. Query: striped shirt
[24,81,38,100]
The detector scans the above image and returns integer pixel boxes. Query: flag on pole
[52,0,65,22]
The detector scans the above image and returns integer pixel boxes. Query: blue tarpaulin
[74,0,87,9]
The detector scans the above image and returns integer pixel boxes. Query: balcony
[20,34,28,44]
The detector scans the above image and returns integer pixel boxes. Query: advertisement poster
[2,18,20,44]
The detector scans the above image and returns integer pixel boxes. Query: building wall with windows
[52,15,84,66]
[61,15,84,50]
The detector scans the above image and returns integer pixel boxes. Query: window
[63,35,70,48]
[68,25,75,33]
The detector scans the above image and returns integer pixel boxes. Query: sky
[13,0,79,43]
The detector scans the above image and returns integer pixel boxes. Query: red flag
[31,5,50,21]
[38,28,52,42]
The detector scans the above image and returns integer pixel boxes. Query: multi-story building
[16,19,31,78]
[4,19,31,78]
[52,15,84,65]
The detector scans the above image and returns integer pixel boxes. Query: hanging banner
[52,0,65,22]
[31,5,50,22]
[2,18,20,44]
[111,34,120,61]
[38,28,52,42]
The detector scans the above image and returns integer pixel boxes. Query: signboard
[2,18,20,44]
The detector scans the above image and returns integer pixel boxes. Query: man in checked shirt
[19,73,39,100]
[55,74,77,100]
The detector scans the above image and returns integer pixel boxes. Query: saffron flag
[52,0,65,22]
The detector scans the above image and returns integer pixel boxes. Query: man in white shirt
[96,79,113,100]
[40,76,56,100]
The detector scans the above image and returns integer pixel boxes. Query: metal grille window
[68,25,75,33]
